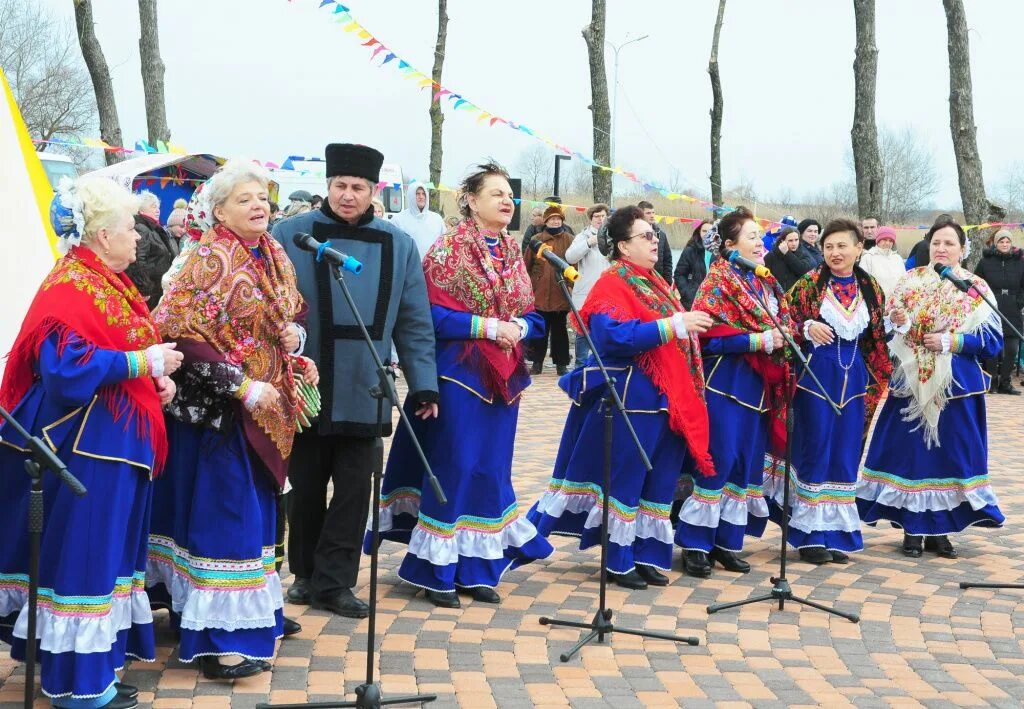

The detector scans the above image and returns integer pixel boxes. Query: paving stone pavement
[2,371,1024,708]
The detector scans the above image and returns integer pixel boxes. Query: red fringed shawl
[0,246,168,474]
[578,260,715,477]
[422,218,535,403]
[691,259,793,458]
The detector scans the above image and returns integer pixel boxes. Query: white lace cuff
[884,315,911,335]
[671,312,688,339]
[289,323,307,355]
[485,317,499,341]
[511,316,529,339]
[240,380,264,411]
[144,344,166,378]
[762,329,776,355]
[940,332,952,354]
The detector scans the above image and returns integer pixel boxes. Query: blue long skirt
[146,419,283,661]
[0,412,154,706]
[675,390,769,553]
[765,339,865,553]
[857,392,1004,535]
[527,400,683,575]
[366,380,553,593]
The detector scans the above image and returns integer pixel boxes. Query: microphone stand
[538,269,700,661]
[0,403,85,709]
[957,277,1023,592]
[705,279,860,623]
[258,262,445,709]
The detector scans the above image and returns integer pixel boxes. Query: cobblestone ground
[2,371,1024,708]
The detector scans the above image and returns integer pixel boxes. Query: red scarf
[578,261,715,477]
[1,247,167,474]
[692,259,792,457]
[422,218,535,403]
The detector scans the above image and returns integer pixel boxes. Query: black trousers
[531,310,571,366]
[286,430,374,597]
[987,335,1021,387]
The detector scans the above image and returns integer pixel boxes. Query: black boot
[286,576,310,605]
[710,547,750,573]
[902,534,924,557]
[925,535,958,558]
[682,550,712,578]
[636,565,670,586]
[829,550,850,564]
[530,361,543,375]
[798,547,832,565]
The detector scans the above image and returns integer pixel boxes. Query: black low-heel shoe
[99,694,138,709]
[282,617,302,636]
[200,656,264,680]
[467,586,500,603]
[925,535,958,558]
[683,550,712,578]
[636,565,670,586]
[609,569,648,590]
[424,589,461,608]
[114,683,139,699]
[902,534,924,558]
[798,547,832,565]
[710,547,750,573]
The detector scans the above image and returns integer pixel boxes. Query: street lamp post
[606,34,648,203]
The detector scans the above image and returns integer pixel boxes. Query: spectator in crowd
[565,203,610,365]
[674,220,718,308]
[371,197,386,218]
[392,180,446,258]
[288,189,312,207]
[861,215,880,250]
[764,226,814,292]
[858,225,906,297]
[524,204,574,375]
[127,190,178,306]
[974,229,1024,395]
[763,215,798,251]
[269,200,282,225]
[282,200,311,219]
[520,207,545,252]
[638,200,674,285]
[310,194,323,210]
[166,201,187,245]
[797,218,825,268]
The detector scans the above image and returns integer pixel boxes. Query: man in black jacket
[125,190,178,307]
[639,200,674,285]
[975,231,1024,395]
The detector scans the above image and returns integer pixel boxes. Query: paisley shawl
[153,224,304,486]
[422,217,535,403]
[787,265,893,432]
[691,259,793,457]
[885,265,999,447]
[1,246,167,474]
[578,260,715,477]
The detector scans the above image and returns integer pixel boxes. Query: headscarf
[692,259,793,457]
[153,224,305,486]
[578,260,715,476]
[885,265,999,447]
[422,217,535,403]
[1,246,167,473]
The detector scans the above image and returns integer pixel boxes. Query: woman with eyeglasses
[675,207,789,578]
[528,207,715,589]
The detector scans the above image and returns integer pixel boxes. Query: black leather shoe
[468,586,501,603]
[312,588,369,619]
[610,569,648,590]
[710,547,751,573]
[903,534,924,557]
[556,365,569,376]
[636,565,670,586]
[286,577,311,605]
[424,589,461,608]
[683,550,712,578]
[830,550,850,564]
[254,659,272,672]
[798,547,832,565]
[925,535,959,558]
[200,656,264,680]
[114,683,139,700]
[100,695,138,709]
[282,617,302,636]
[530,361,543,375]
[998,384,1021,396]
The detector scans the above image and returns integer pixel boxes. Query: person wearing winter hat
[524,204,574,375]
[974,230,1024,394]
[858,225,906,298]
[796,218,825,268]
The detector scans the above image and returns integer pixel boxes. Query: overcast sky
[35,0,1024,209]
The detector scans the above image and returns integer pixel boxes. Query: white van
[36,151,78,190]
[273,157,405,217]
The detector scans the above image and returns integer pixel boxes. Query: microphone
[529,237,579,283]
[933,263,973,293]
[727,250,772,279]
[293,233,363,274]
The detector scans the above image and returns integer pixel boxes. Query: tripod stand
[258,260,446,709]
[0,403,85,709]
[538,270,700,661]
[705,279,859,623]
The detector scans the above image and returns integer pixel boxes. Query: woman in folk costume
[675,207,788,578]
[367,163,553,609]
[528,207,715,590]
[148,161,314,679]
[768,219,892,565]
[857,216,1005,558]
[0,177,182,709]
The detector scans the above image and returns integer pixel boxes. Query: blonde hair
[283,201,310,218]
[371,198,385,216]
[75,177,139,243]
[204,159,271,223]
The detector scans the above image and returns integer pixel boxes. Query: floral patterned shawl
[153,224,304,486]
[422,217,535,403]
[1,247,167,473]
[885,265,999,447]
[579,260,715,477]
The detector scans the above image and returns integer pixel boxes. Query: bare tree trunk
[851,0,883,219]
[582,0,611,205]
[942,0,988,266]
[708,0,726,207]
[72,0,123,165]
[428,0,447,213]
[138,0,170,147]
